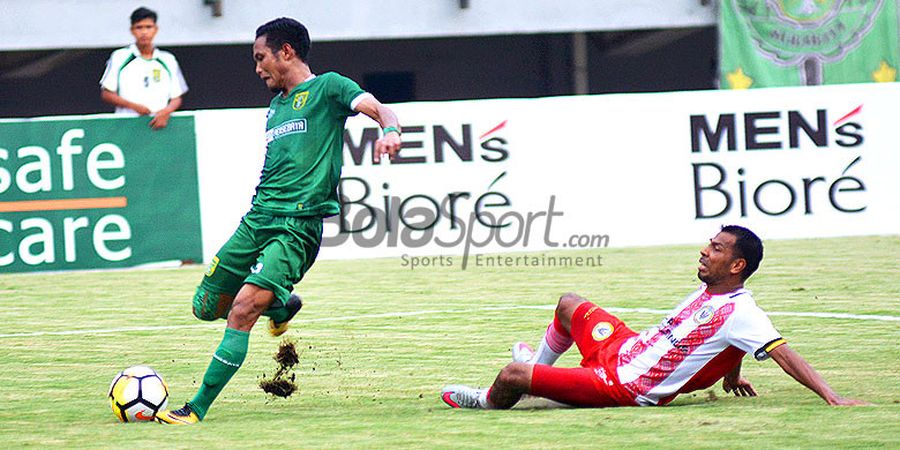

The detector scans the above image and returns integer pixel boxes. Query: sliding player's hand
[374,132,401,163]
[723,376,757,397]
[828,396,870,406]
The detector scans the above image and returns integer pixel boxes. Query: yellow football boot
[155,404,200,425]
[268,294,303,337]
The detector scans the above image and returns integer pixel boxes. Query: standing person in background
[99,6,188,129]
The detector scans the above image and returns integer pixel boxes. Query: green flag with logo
[720,0,899,88]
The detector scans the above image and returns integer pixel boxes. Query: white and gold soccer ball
[108,365,169,422]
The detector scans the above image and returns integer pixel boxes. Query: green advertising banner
[0,116,202,272]
[720,0,899,88]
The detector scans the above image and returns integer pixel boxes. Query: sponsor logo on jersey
[250,262,263,274]
[693,305,715,324]
[293,91,310,110]
[265,119,308,144]
[664,329,680,347]
[592,321,614,341]
[593,367,613,386]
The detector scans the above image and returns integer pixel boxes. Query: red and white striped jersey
[616,285,784,406]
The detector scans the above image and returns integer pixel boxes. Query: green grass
[0,236,897,449]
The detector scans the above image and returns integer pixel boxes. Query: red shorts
[530,302,639,407]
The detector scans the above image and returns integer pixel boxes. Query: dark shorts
[530,302,639,407]
[200,209,323,307]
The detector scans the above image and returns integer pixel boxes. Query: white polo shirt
[100,44,188,116]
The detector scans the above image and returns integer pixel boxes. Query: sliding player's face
[698,232,741,285]
[253,36,286,93]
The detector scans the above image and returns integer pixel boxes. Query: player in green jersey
[156,17,401,425]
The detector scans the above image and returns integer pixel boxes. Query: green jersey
[252,72,366,217]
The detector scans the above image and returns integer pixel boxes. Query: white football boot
[441,385,488,409]
[511,342,535,363]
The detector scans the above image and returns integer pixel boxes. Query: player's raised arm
[769,344,868,406]
[354,96,401,163]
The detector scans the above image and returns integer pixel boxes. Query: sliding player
[442,226,867,409]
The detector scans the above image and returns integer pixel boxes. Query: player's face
[130,18,158,48]
[698,232,740,285]
[253,36,285,93]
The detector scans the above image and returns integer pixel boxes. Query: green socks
[187,327,250,419]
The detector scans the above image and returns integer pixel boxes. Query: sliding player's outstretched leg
[441,385,491,409]
[441,362,534,409]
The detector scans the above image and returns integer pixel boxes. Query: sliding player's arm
[769,344,868,406]
[355,95,401,163]
[722,359,757,397]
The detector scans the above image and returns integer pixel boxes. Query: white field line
[0,305,896,339]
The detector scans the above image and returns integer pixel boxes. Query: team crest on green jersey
[293,91,310,110]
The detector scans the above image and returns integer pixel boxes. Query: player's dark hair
[131,7,157,25]
[256,18,311,61]
[721,225,763,280]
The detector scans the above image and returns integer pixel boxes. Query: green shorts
[201,209,323,308]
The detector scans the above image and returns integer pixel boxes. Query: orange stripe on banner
[0,197,128,213]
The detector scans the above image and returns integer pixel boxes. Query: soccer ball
[108,365,169,422]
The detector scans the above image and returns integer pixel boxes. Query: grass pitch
[0,236,897,449]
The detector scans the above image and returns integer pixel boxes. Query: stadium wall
[0,0,714,50]
[1,83,898,272]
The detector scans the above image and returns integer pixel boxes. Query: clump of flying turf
[260,373,297,398]
[259,339,299,398]
[274,340,300,368]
